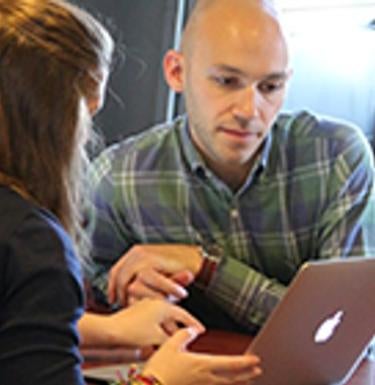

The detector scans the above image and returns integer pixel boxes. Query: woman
[0,1,261,385]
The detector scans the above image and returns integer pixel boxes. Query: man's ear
[163,49,185,93]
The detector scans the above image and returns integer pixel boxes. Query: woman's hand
[143,327,262,385]
[79,298,204,348]
[108,298,204,347]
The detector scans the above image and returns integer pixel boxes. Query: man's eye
[213,76,240,88]
[259,81,284,94]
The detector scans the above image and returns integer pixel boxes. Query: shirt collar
[260,129,273,169]
[178,115,207,174]
[178,115,275,177]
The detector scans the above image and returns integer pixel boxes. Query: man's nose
[232,86,259,122]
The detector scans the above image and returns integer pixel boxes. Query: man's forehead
[193,24,290,79]
[210,64,289,77]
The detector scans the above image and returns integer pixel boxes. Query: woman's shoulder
[0,186,35,242]
[0,186,82,282]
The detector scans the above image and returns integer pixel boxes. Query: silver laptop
[246,258,375,385]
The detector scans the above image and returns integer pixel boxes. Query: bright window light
[277,0,375,10]
[280,0,375,141]
[278,1,375,33]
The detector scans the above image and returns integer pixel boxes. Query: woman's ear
[163,49,185,93]
[87,96,101,116]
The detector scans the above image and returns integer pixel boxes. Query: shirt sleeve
[86,149,137,304]
[0,210,85,385]
[203,256,288,330]
[203,124,375,330]
[315,127,375,258]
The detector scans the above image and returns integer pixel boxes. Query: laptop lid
[246,258,375,385]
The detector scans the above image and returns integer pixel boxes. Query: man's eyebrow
[263,72,290,81]
[210,64,290,80]
[210,64,245,75]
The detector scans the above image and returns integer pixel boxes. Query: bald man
[88,0,375,333]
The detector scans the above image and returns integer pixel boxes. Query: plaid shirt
[88,111,375,330]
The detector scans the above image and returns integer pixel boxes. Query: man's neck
[207,158,256,192]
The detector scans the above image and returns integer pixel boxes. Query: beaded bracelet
[111,364,163,385]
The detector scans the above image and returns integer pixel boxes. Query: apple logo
[314,310,345,344]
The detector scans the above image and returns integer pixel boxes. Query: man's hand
[107,244,203,306]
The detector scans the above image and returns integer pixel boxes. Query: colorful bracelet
[111,364,163,385]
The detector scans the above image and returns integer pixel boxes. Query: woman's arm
[78,298,203,347]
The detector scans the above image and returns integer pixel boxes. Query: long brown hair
[0,0,113,256]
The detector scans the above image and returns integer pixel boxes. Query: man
[88,0,375,333]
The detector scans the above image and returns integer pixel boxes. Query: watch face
[204,243,223,259]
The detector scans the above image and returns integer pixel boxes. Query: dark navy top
[0,186,85,385]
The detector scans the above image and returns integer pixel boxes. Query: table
[83,329,375,385]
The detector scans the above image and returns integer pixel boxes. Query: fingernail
[253,367,262,377]
[177,286,188,298]
[167,294,178,303]
[187,326,200,338]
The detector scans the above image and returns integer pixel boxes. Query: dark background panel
[72,0,180,144]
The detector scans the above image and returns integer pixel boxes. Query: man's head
[164,0,291,187]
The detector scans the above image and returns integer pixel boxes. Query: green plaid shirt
[88,110,375,330]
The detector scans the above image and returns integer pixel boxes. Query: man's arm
[201,124,375,329]
[314,131,375,259]
[85,148,137,305]
[86,153,201,307]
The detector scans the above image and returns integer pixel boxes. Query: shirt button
[231,209,239,219]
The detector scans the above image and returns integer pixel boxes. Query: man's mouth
[219,126,261,139]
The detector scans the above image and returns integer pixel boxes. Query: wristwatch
[196,246,221,288]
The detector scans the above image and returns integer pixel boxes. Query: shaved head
[181,0,283,56]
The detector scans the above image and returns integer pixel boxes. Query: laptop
[246,258,375,385]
